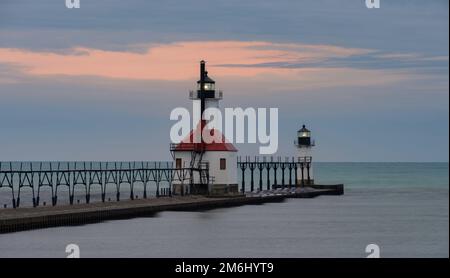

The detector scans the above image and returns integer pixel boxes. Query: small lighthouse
[171,61,238,195]
[295,125,315,185]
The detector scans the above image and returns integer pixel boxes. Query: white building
[171,61,238,195]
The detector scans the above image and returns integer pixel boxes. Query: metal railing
[170,143,205,152]
[0,161,209,208]
[237,156,313,193]
[189,90,223,100]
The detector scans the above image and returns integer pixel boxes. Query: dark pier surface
[0,185,343,234]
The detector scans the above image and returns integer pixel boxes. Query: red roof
[173,121,237,152]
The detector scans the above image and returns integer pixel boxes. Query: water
[0,163,448,258]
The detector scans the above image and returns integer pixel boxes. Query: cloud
[0,0,448,57]
[0,41,367,79]
[0,40,435,89]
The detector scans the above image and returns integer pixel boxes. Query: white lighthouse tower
[295,125,315,185]
[171,61,238,195]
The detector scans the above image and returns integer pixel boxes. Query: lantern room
[197,74,215,91]
[190,60,222,100]
[297,125,313,147]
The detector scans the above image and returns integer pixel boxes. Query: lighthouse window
[176,158,182,169]
[220,158,226,170]
[204,83,214,90]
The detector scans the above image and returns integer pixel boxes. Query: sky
[0,0,448,162]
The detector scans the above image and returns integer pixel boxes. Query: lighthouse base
[209,184,239,196]
[172,183,209,195]
[172,183,239,196]
[191,184,210,195]
[296,179,315,186]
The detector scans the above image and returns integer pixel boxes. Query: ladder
[198,162,210,186]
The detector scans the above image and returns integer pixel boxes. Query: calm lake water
[0,163,448,258]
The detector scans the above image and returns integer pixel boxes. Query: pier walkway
[0,185,343,234]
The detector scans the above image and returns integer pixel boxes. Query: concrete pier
[0,185,343,234]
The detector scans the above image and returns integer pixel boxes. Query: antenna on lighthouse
[200,60,206,118]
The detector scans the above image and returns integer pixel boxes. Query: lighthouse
[295,125,315,185]
[171,61,238,195]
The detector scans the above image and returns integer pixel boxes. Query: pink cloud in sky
[0,40,421,92]
[0,41,372,80]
